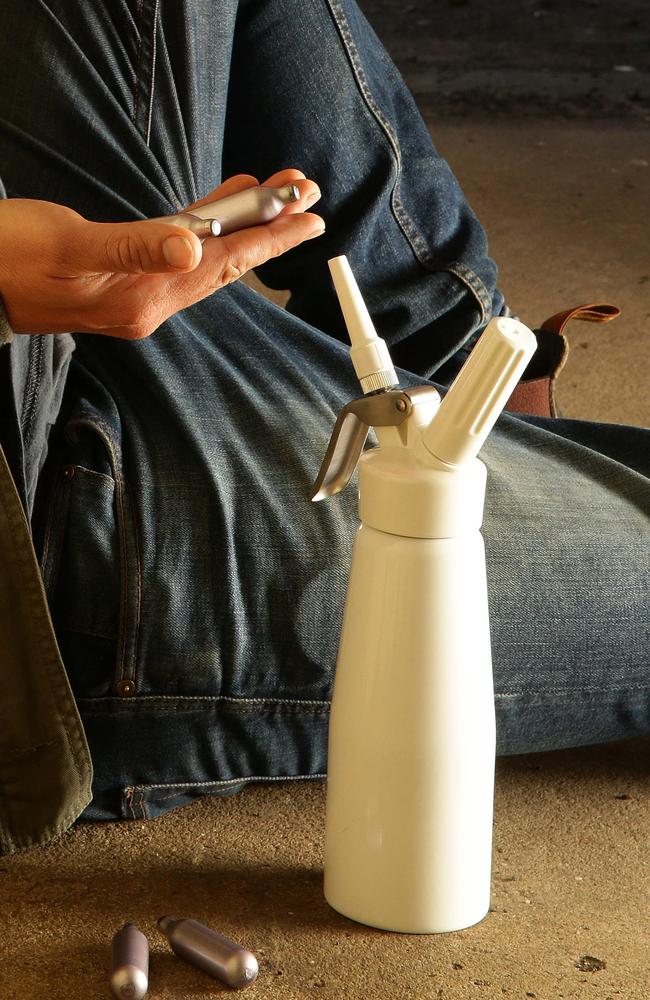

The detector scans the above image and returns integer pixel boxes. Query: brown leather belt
[505,303,621,418]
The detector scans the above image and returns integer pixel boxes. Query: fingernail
[163,236,194,269]
[306,189,321,207]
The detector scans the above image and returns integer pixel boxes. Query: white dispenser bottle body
[324,513,496,934]
[317,260,537,935]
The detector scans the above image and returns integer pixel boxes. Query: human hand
[0,169,324,340]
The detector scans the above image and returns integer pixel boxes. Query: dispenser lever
[311,391,414,502]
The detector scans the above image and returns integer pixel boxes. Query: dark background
[358,0,650,119]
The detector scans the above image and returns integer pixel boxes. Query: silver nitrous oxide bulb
[110,923,149,1000]
[158,916,259,989]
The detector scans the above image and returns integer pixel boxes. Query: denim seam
[108,443,129,684]
[20,335,45,446]
[38,497,53,582]
[495,684,650,699]
[126,481,144,692]
[144,0,160,145]
[41,466,115,591]
[44,468,117,637]
[447,263,491,325]
[79,695,330,707]
[64,417,141,691]
[324,0,491,323]
[132,0,159,145]
[132,0,146,129]
[39,472,72,594]
[156,28,198,206]
[45,482,72,601]
[128,773,326,806]
[74,467,115,489]
[125,785,137,820]
[81,703,330,718]
[325,0,422,262]
[126,785,147,820]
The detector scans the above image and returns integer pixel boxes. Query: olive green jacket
[0,308,93,854]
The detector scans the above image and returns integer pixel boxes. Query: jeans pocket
[41,462,121,698]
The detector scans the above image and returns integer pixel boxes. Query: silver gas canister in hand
[158,916,259,989]
[154,184,300,239]
[110,923,149,1000]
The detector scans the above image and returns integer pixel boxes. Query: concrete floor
[3,737,650,999]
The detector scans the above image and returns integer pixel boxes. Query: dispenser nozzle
[328,256,399,394]
[421,316,537,467]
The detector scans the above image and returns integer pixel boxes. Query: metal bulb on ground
[158,916,259,989]
[110,924,149,1000]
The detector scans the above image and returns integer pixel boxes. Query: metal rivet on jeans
[62,465,76,480]
[115,679,137,697]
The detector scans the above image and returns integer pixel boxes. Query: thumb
[81,220,203,275]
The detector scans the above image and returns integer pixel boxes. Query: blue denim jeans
[0,0,648,822]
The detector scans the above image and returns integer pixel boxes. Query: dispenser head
[421,316,537,467]
[328,256,399,394]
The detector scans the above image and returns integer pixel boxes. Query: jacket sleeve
[0,438,94,854]
[0,178,93,850]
